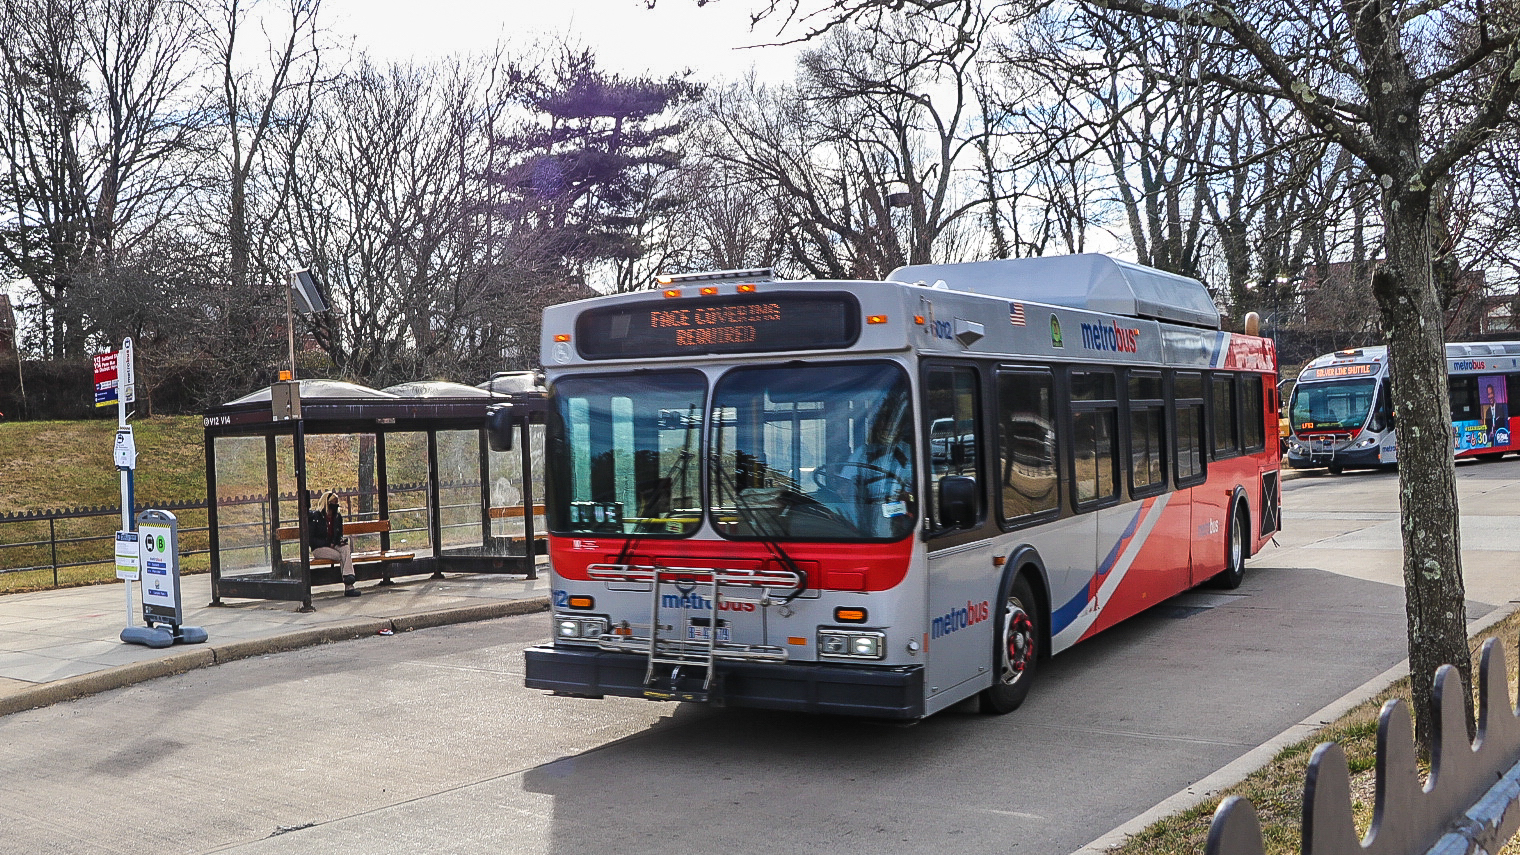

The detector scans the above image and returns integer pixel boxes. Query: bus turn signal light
[567,595,595,610]
[834,607,868,623]
[553,334,571,342]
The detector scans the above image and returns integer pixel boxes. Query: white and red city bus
[510,254,1281,719]
[1285,342,1520,473]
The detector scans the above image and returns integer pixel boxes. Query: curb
[0,595,550,718]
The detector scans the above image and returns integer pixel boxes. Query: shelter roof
[224,379,396,405]
[382,380,493,398]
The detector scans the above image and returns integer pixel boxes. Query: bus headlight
[1352,435,1378,449]
[817,629,886,660]
[554,615,608,641]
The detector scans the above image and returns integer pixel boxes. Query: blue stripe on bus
[1050,502,1149,634]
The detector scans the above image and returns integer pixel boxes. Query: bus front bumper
[1286,443,1383,470]
[524,644,926,719]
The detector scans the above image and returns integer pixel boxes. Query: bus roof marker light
[657,267,774,285]
[737,284,757,293]
[866,315,888,325]
[700,286,719,296]
[914,315,926,325]
[663,289,682,298]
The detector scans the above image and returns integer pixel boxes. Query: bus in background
[501,254,1281,720]
[1285,341,1520,473]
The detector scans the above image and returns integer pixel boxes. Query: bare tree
[697,5,1003,278]
[0,0,205,358]
[285,56,497,384]
[192,0,325,381]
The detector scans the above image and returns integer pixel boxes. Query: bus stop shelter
[203,375,546,611]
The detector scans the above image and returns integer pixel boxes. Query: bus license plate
[686,625,730,642]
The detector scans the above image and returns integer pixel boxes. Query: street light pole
[286,270,297,381]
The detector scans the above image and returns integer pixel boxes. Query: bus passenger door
[1191,375,1237,583]
[922,363,996,704]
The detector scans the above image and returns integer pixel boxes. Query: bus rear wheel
[1214,503,1250,590]
[980,574,1040,714]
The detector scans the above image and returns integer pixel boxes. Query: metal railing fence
[0,481,497,589]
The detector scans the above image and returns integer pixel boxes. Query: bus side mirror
[938,475,977,529]
[486,403,518,452]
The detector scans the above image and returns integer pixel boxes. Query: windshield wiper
[710,452,809,603]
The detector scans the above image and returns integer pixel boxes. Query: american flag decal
[1009,302,1026,326]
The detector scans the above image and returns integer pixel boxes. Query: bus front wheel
[980,574,1040,714]
[1214,503,1250,590]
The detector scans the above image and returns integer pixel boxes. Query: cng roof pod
[888,253,1221,330]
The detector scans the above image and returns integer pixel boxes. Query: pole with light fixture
[276,268,328,421]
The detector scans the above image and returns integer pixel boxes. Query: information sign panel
[137,510,182,626]
[113,426,137,470]
[120,337,135,404]
[93,350,119,408]
[114,531,140,581]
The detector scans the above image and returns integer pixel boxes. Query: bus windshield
[1289,378,1377,431]
[710,362,916,542]
[547,371,708,536]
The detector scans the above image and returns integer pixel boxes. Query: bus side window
[1450,376,1478,420]
[1369,383,1393,432]
[1071,369,1119,509]
[924,365,982,532]
[1241,374,1265,452]
[1174,372,1207,486]
[1211,374,1240,459]
[997,369,1058,522]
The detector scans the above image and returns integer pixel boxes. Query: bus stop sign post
[120,510,208,648]
[106,336,138,627]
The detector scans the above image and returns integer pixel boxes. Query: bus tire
[980,573,1040,714]
[1328,464,1343,475]
[1214,502,1250,590]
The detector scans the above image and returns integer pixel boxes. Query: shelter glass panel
[488,424,545,551]
[437,429,484,551]
[385,432,433,556]
[214,435,293,581]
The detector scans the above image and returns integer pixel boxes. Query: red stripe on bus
[549,535,916,591]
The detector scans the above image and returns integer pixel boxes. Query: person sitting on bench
[310,490,359,597]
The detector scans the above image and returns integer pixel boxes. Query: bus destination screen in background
[575,292,861,359]
[1302,364,1375,380]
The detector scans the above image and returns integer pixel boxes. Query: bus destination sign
[576,292,860,359]
[1303,364,1374,380]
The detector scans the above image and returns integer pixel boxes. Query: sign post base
[121,623,208,648]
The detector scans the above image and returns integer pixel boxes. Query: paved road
[4,460,1520,855]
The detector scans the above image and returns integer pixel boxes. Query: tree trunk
[1371,190,1473,749]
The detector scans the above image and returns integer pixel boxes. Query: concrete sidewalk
[0,570,552,716]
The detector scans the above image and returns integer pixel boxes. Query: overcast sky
[321,0,804,81]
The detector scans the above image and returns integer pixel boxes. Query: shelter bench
[275,519,418,585]
[488,504,548,553]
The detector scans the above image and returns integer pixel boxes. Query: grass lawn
[0,415,208,592]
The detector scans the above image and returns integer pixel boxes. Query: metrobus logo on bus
[932,600,990,639]
[1080,320,1140,353]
